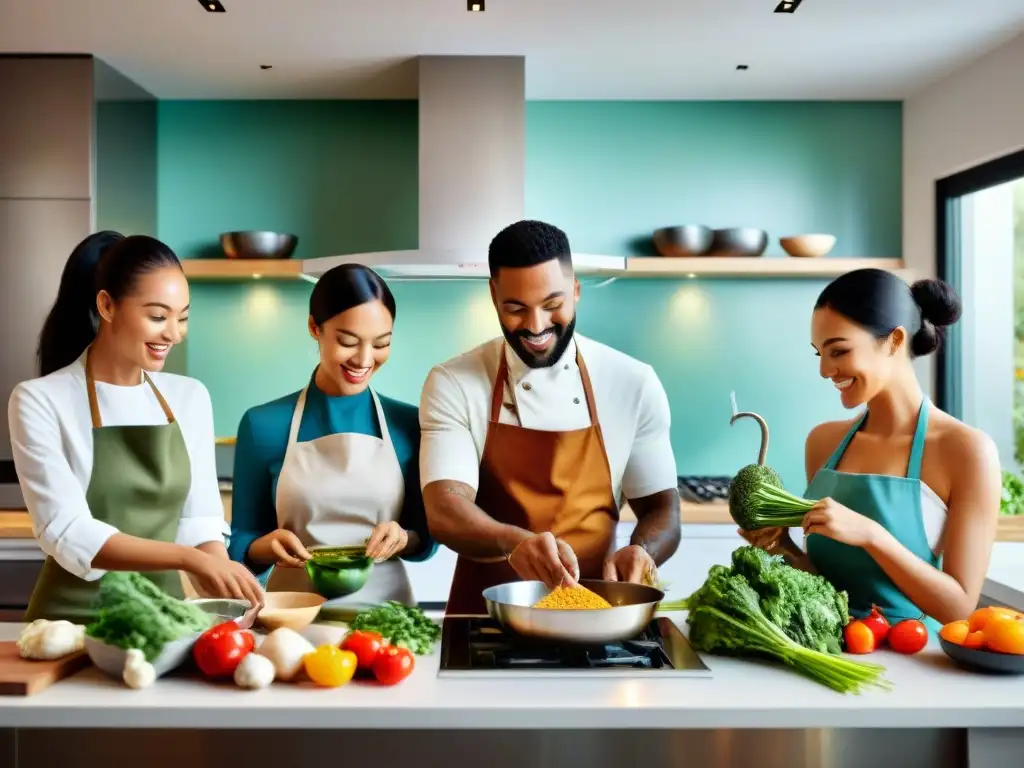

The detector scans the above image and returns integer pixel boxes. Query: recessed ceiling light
[201,0,225,12]
[774,0,802,12]
[736,64,749,71]
[467,1,484,11]
[260,65,273,70]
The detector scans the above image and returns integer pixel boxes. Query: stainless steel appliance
[438,615,711,678]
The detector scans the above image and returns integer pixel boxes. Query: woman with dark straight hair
[742,268,1001,631]
[8,231,264,622]
[228,263,436,607]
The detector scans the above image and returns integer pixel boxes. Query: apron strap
[905,399,930,480]
[489,343,601,425]
[287,388,308,446]
[369,389,395,448]
[822,412,866,471]
[85,348,175,428]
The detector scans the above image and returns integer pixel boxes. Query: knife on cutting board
[0,641,90,696]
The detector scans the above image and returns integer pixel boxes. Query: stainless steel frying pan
[481,579,665,644]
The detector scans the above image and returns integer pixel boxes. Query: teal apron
[24,350,190,623]
[804,399,942,634]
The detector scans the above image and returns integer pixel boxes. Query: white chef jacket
[419,334,678,506]
[7,355,230,581]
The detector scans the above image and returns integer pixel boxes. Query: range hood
[300,56,624,281]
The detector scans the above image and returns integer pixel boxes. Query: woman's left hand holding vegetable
[365,521,408,562]
[802,498,883,548]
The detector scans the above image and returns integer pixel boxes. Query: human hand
[737,526,789,553]
[507,532,579,589]
[365,521,409,562]
[186,551,265,609]
[249,529,311,568]
[603,544,657,584]
[802,497,882,548]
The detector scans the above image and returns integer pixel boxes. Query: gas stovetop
[677,475,732,503]
[438,616,712,678]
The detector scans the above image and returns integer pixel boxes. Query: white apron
[265,386,415,605]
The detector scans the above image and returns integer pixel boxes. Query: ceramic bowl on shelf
[652,225,713,257]
[255,591,326,632]
[219,231,298,260]
[779,234,837,258]
[939,637,1024,675]
[709,227,768,257]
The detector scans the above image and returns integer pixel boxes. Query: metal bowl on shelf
[219,231,298,260]
[709,227,768,257]
[482,579,665,645]
[652,225,713,257]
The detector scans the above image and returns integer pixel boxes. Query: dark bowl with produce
[939,637,1024,675]
[305,546,374,599]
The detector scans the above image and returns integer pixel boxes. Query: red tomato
[843,620,876,654]
[888,618,929,654]
[372,645,415,686]
[193,621,255,678]
[860,605,890,645]
[342,630,384,669]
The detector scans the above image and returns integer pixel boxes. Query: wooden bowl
[780,234,836,258]
[256,592,326,632]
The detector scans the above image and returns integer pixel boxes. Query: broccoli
[85,572,212,661]
[726,407,816,530]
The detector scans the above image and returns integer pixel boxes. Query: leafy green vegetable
[729,546,848,655]
[85,572,212,661]
[349,601,440,655]
[677,547,890,694]
[1001,471,1024,516]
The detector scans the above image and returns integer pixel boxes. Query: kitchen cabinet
[0,57,94,200]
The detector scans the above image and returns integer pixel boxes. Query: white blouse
[7,354,228,581]
[419,334,679,506]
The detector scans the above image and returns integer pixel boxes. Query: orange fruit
[967,606,1020,633]
[939,619,970,645]
[963,631,986,649]
[983,616,1024,655]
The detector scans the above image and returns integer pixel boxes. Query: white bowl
[84,632,202,680]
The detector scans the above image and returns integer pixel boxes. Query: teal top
[228,379,437,576]
[804,399,942,634]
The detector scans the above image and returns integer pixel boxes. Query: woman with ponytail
[8,231,264,622]
[742,268,1001,630]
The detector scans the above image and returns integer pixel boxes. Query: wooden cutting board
[0,641,90,696]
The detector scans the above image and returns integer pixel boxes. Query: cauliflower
[17,619,85,660]
[122,649,156,689]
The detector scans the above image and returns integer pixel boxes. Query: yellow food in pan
[532,584,612,610]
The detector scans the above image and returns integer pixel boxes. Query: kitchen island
[0,608,1021,768]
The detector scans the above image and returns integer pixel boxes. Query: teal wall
[155,100,902,492]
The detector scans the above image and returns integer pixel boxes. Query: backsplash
[154,99,902,492]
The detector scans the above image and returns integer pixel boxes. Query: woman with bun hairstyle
[228,263,436,606]
[8,231,265,622]
[743,268,1001,630]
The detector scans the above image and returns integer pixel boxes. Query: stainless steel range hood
[301,56,624,280]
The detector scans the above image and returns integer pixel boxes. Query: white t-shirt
[7,353,229,581]
[419,334,678,506]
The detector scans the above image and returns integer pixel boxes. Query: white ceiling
[4,0,1024,100]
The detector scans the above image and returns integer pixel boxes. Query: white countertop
[1,608,1023,731]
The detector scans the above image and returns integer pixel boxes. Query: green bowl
[305,554,374,599]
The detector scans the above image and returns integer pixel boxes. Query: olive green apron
[24,352,191,623]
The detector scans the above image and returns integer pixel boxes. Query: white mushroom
[233,652,275,689]
[122,649,156,689]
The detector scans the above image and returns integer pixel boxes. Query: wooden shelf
[215,437,236,446]
[623,257,905,278]
[181,259,304,281]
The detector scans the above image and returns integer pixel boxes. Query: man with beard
[419,219,681,614]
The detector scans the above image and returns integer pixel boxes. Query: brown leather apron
[445,344,618,615]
